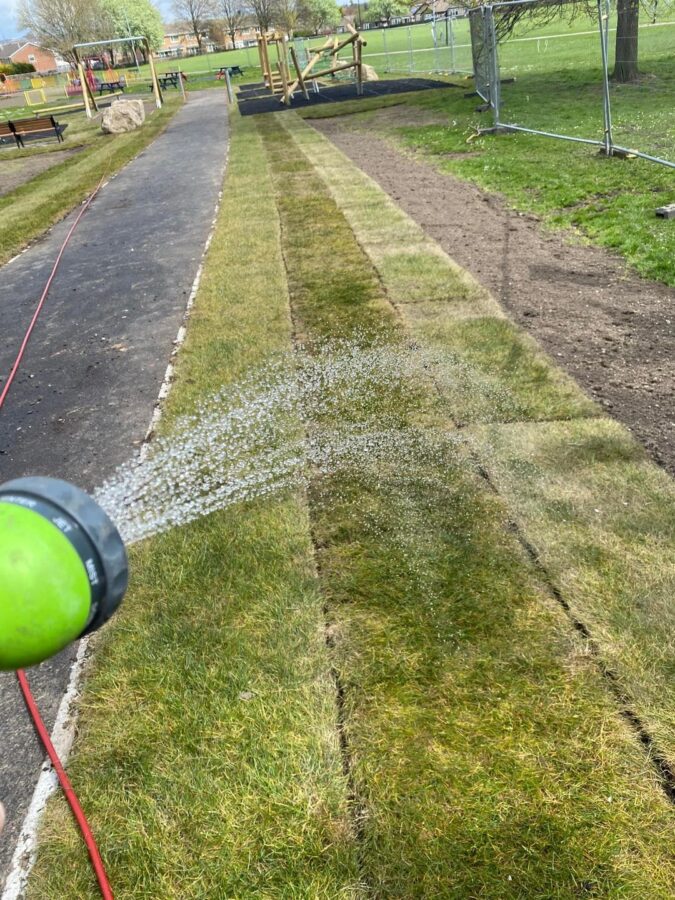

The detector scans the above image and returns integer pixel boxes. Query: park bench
[9,115,66,148]
[99,80,125,95]
[0,122,16,146]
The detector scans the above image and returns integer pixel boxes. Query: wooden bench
[99,80,125,95]
[0,121,18,147]
[9,115,66,148]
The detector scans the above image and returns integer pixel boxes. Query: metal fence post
[597,0,614,155]
[382,27,389,72]
[484,6,501,127]
[224,66,234,104]
[408,26,414,73]
[449,17,456,72]
[432,17,440,72]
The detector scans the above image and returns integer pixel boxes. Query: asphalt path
[0,90,228,887]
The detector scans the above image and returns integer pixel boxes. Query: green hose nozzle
[0,477,128,671]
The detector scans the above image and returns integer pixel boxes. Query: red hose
[16,670,114,900]
[0,178,104,409]
[1,177,114,898]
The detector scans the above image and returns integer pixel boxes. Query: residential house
[411,1,469,22]
[0,40,68,73]
[157,27,217,58]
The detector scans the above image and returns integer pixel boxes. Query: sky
[0,0,174,41]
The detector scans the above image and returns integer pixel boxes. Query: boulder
[362,64,379,82]
[101,99,146,135]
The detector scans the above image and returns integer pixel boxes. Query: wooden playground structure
[257,25,365,107]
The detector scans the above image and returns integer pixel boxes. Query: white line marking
[1,111,230,900]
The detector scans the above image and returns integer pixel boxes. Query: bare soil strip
[311,118,675,475]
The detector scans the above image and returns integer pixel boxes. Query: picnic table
[216,66,244,79]
[158,72,181,89]
[99,80,125,95]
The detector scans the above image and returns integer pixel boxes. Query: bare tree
[173,0,216,53]
[251,0,275,31]
[18,0,108,64]
[221,0,247,46]
[273,0,301,35]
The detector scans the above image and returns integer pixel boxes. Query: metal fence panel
[471,0,675,169]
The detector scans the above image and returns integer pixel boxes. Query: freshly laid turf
[468,418,675,768]
[27,114,359,899]
[0,97,181,266]
[260,115,675,895]
[281,112,598,426]
[26,105,675,898]
[279,112,675,770]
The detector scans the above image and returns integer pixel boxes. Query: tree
[172,0,216,53]
[486,0,672,85]
[220,0,247,46]
[251,0,275,31]
[365,0,408,25]
[613,0,640,81]
[273,0,301,34]
[100,0,164,57]
[299,0,341,33]
[17,0,107,64]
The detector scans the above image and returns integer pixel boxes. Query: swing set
[72,36,163,118]
[257,25,365,107]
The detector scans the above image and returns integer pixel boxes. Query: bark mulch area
[312,117,675,475]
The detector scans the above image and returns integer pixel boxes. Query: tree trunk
[613,0,639,82]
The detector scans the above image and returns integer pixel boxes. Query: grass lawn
[26,99,675,898]
[0,97,181,266]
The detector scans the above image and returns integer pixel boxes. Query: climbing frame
[258,26,365,107]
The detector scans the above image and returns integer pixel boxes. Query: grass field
[110,5,675,102]
[25,96,675,897]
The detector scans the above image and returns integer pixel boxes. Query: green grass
[302,70,675,284]
[27,113,359,900]
[26,104,675,898]
[283,113,598,425]
[0,98,181,266]
[259,113,675,896]
[296,7,675,286]
[468,418,675,766]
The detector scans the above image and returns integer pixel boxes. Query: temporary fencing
[471,0,675,169]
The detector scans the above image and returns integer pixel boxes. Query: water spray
[0,476,128,672]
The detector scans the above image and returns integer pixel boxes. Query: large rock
[362,64,379,82]
[101,99,146,134]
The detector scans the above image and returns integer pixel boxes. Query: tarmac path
[0,90,228,888]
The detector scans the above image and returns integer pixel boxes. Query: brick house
[157,27,216,58]
[0,40,68,73]
[411,1,468,22]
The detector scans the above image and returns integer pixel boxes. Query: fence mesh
[357,19,474,77]
[473,0,675,168]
